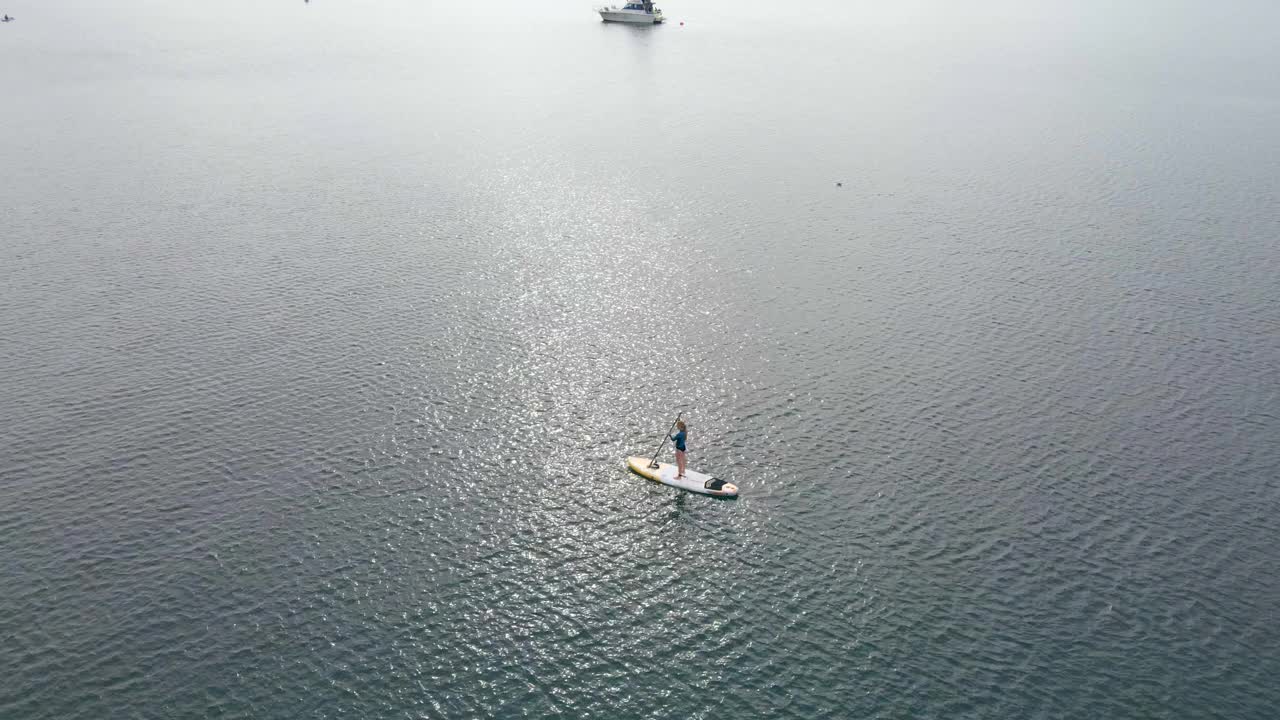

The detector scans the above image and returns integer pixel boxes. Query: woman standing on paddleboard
[670,420,688,479]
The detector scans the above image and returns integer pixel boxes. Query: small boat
[597,1,664,24]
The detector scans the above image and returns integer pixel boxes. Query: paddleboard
[626,456,738,497]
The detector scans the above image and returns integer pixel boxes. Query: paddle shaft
[648,412,683,469]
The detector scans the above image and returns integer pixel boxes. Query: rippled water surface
[3,0,1279,717]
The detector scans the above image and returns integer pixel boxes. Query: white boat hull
[598,8,663,24]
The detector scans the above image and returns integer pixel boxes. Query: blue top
[670,430,687,452]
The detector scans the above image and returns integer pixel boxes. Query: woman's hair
[676,420,687,431]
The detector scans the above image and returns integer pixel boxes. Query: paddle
[648,411,683,469]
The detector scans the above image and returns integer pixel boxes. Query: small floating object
[625,411,738,497]
[628,456,738,497]
[836,182,843,187]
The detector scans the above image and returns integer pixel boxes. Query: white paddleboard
[626,456,738,497]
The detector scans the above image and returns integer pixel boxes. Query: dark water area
[2,0,1279,717]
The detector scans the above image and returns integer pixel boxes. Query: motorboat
[597,1,664,24]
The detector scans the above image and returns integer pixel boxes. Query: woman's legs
[676,450,686,478]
